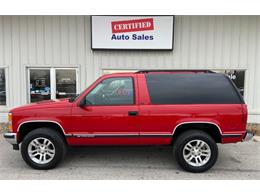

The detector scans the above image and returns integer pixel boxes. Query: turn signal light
[8,113,12,131]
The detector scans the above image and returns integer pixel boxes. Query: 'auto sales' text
[111,34,154,40]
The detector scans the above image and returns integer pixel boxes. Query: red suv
[4,70,253,172]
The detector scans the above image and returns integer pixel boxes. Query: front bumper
[3,132,17,145]
[243,130,254,142]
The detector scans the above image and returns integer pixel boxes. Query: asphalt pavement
[0,134,259,179]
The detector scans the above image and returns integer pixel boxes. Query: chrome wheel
[183,139,211,167]
[27,137,55,164]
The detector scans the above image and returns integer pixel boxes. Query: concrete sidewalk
[0,134,259,180]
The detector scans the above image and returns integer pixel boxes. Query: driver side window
[85,77,134,105]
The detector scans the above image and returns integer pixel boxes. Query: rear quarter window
[145,73,243,104]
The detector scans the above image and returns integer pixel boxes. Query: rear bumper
[3,132,17,145]
[243,130,254,142]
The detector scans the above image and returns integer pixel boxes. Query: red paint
[10,72,247,146]
[111,18,154,33]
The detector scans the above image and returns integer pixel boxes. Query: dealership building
[0,15,259,123]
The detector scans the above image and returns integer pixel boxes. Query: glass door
[55,69,77,99]
[28,67,78,103]
[29,69,51,103]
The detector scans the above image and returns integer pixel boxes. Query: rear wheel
[173,130,218,173]
[21,128,67,170]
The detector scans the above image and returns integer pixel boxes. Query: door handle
[128,111,139,116]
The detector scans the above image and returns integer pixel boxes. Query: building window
[28,68,78,103]
[0,69,6,105]
[214,70,245,96]
[56,69,77,99]
[29,69,51,103]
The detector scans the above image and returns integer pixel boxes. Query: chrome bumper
[3,132,17,145]
[243,130,254,142]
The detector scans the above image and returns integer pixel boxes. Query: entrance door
[28,68,78,103]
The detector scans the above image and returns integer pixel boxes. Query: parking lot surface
[0,135,259,179]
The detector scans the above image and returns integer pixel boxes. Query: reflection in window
[213,70,245,96]
[30,69,51,103]
[0,69,6,105]
[56,69,76,99]
[85,77,134,105]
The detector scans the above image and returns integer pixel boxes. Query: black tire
[21,128,67,170]
[173,130,218,173]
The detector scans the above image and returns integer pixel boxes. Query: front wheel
[21,128,67,170]
[173,130,218,173]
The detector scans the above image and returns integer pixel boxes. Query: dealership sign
[91,16,174,50]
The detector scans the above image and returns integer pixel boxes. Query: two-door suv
[4,70,253,172]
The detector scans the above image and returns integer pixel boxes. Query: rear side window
[145,73,243,104]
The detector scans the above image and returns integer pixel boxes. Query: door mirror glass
[79,98,86,107]
[84,77,134,105]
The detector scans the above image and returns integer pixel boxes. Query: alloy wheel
[183,139,211,167]
[27,137,56,164]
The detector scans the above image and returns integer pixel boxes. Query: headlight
[8,113,12,131]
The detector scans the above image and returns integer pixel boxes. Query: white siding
[0,15,260,123]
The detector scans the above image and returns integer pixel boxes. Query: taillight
[7,113,12,131]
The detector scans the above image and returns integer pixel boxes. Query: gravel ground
[0,123,8,134]
[0,134,259,180]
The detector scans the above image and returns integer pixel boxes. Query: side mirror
[79,99,86,108]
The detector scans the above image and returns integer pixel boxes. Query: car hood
[10,98,71,112]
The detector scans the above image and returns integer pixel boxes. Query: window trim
[82,76,136,106]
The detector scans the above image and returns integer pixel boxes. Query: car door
[70,75,140,145]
